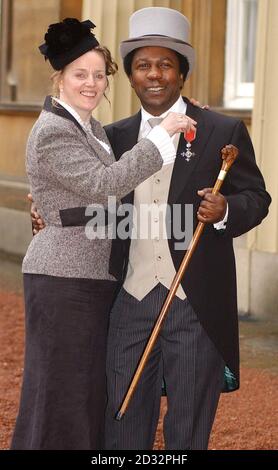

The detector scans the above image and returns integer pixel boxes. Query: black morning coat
[105,97,271,391]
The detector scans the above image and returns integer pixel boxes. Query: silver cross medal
[181,145,195,162]
[181,129,196,162]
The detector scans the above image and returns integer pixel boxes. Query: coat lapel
[110,111,141,205]
[112,112,141,161]
[43,96,113,166]
[43,95,86,135]
[168,97,215,205]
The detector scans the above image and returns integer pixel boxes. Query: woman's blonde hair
[51,45,118,104]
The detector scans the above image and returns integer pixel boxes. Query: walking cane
[116,144,238,420]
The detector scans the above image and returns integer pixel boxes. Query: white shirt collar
[141,95,187,128]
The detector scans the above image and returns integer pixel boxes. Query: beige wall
[1,0,58,104]
[0,0,83,182]
[0,115,35,178]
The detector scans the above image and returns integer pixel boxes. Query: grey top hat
[120,7,195,76]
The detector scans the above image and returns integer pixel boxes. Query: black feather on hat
[39,18,99,70]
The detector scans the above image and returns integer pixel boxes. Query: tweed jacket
[105,97,271,388]
[22,96,163,279]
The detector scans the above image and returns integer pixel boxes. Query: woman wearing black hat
[10,18,196,450]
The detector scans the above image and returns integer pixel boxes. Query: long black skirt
[11,274,118,450]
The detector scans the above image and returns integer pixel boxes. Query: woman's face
[59,50,107,122]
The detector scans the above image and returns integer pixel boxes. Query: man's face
[129,46,184,116]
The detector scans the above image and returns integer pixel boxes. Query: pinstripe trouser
[105,284,224,450]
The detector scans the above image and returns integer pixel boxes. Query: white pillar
[250,0,278,253]
[242,0,278,318]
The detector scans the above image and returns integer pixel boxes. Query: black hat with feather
[39,18,99,70]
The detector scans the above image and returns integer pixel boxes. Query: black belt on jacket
[59,207,109,227]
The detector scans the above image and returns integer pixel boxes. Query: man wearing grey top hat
[104,7,271,449]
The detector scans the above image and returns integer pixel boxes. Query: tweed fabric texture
[23,102,163,279]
